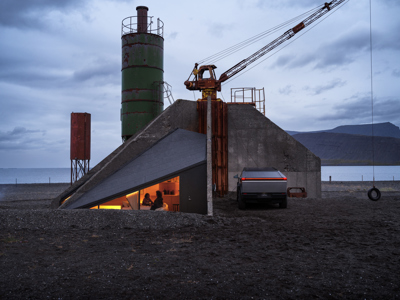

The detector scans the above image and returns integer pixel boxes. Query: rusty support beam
[197,99,228,196]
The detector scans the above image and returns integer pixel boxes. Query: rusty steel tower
[70,113,91,185]
[121,6,164,141]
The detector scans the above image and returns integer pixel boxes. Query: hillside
[293,132,400,166]
[288,122,400,139]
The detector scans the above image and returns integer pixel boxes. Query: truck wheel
[368,187,381,201]
[238,192,246,210]
[279,197,287,209]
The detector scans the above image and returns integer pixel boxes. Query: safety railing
[121,16,164,37]
[230,87,265,115]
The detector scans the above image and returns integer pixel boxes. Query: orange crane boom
[184,0,347,100]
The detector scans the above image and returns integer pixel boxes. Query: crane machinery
[184,0,347,196]
[184,0,347,100]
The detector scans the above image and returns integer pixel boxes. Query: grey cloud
[393,69,400,77]
[256,0,321,9]
[0,127,45,142]
[0,126,68,152]
[72,60,120,84]
[0,127,49,150]
[207,22,233,38]
[168,32,178,40]
[0,54,119,89]
[279,85,293,95]
[272,55,292,68]
[317,95,400,126]
[0,0,89,29]
[272,28,370,70]
[380,0,400,7]
[304,79,346,95]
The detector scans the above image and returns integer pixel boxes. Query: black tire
[279,197,287,209]
[238,190,246,210]
[368,187,381,201]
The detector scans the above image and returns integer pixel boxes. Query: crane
[184,0,347,100]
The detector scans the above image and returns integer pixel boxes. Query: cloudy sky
[0,0,399,168]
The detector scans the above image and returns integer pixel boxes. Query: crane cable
[222,0,350,86]
[197,5,322,66]
[367,0,381,201]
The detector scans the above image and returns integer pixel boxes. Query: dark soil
[1,182,400,299]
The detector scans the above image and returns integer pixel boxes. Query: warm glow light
[98,205,121,210]
[126,191,138,197]
[61,196,71,205]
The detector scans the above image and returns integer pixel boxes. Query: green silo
[121,6,164,141]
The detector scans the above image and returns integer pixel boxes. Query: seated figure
[142,193,153,206]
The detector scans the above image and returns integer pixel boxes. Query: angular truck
[235,167,287,210]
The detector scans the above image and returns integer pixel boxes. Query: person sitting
[142,193,153,206]
[150,190,163,211]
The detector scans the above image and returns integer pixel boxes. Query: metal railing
[230,87,265,115]
[153,81,175,106]
[121,16,164,37]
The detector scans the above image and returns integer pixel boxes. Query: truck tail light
[241,177,287,181]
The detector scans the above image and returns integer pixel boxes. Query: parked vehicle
[235,167,287,210]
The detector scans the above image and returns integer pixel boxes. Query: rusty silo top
[136,6,149,33]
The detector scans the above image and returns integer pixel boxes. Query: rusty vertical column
[207,96,213,216]
[136,6,148,33]
[197,100,228,196]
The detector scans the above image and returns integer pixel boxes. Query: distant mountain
[293,132,400,166]
[287,122,400,139]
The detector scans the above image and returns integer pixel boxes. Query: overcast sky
[0,0,399,168]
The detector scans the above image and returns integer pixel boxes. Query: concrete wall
[53,99,321,208]
[227,104,321,198]
[53,100,198,208]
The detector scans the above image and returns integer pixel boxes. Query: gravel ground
[1,182,400,299]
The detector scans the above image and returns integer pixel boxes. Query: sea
[0,166,399,184]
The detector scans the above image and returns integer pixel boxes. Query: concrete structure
[227,104,321,196]
[62,129,207,214]
[52,99,320,212]
[121,6,164,141]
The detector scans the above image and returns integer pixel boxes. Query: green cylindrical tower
[121,6,164,141]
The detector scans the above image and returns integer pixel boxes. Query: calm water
[321,166,400,181]
[0,166,399,184]
[0,168,70,184]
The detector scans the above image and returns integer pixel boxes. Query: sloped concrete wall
[53,100,198,208]
[227,104,321,198]
[53,99,321,208]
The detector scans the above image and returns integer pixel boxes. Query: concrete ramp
[61,129,206,209]
[52,100,199,209]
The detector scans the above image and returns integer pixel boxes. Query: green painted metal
[121,32,164,141]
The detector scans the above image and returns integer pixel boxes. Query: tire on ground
[279,197,288,209]
[238,190,246,210]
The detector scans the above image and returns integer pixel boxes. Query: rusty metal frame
[197,100,228,196]
[71,159,90,185]
[121,16,164,37]
[287,187,307,198]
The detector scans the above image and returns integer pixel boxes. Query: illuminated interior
[90,176,180,211]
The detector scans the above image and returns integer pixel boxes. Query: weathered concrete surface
[227,104,321,197]
[53,99,321,208]
[53,100,198,209]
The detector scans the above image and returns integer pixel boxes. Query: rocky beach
[1,182,399,299]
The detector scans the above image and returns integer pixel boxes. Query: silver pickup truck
[235,167,287,210]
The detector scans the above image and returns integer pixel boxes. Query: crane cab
[184,64,222,93]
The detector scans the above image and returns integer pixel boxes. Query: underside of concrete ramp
[52,99,321,209]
